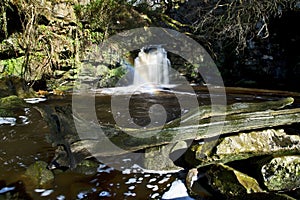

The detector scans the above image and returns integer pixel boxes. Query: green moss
[25,161,54,186]
[0,57,24,77]
[97,66,126,87]
[0,95,27,117]
[0,95,26,109]
[73,159,99,175]
[262,156,300,191]
[0,108,13,117]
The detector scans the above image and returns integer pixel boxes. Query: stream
[1,86,299,199]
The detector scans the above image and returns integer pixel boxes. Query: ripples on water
[1,91,293,199]
[0,101,181,199]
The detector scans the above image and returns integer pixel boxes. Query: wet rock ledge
[36,95,300,199]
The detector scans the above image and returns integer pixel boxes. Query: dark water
[1,86,299,199]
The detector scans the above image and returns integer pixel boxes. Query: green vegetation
[0,0,299,89]
[0,95,25,109]
[0,95,26,116]
[0,57,24,77]
[0,0,11,39]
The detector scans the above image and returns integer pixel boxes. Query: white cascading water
[133,45,170,86]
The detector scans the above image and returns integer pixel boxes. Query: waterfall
[133,45,170,86]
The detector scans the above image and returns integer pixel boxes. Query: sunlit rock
[187,129,300,167]
[261,155,300,191]
[206,164,263,196]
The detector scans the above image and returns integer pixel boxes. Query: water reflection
[1,88,299,199]
[0,101,177,199]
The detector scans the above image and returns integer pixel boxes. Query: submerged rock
[187,129,300,167]
[36,104,94,170]
[73,159,99,175]
[144,141,187,171]
[261,155,300,191]
[25,161,54,186]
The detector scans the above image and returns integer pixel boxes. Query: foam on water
[0,117,16,126]
[24,97,46,104]
[99,191,111,197]
[0,186,15,194]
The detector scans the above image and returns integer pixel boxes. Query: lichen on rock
[261,155,300,191]
[25,161,54,186]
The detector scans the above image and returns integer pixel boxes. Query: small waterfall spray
[133,45,170,86]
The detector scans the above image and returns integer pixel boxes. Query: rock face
[0,0,149,90]
[261,156,300,191]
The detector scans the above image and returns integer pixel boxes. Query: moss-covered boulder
[0,95,26,117]
[0,95,26,109]
[261,155,300,191]
[25,161,54,186]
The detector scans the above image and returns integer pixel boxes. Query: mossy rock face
[206,164,263,196]
[25,161,54,186]
[261,156,300,191]
[0,76,36,98]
